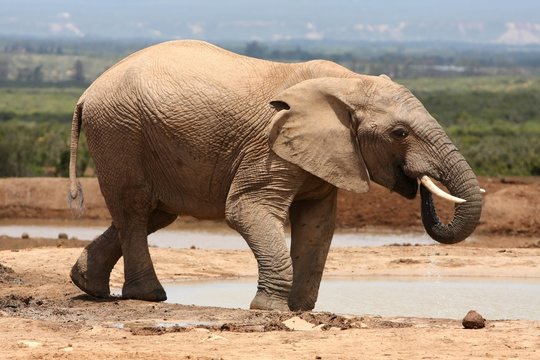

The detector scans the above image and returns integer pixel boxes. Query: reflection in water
[164,277,540,320]
[0,223,435,249]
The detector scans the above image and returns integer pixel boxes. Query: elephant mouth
[392,165,418,199]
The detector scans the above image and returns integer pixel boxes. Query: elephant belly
[157,195,226,220]
[139,119,240,219]
[144,157,231,220]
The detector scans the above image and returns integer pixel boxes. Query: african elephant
[69,40,483,311]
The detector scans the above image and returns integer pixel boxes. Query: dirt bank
[1,176,539,237]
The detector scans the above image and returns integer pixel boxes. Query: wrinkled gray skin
[69,40,482,311]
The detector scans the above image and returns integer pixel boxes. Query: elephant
[68,40,483,311]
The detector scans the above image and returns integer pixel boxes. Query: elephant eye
[391,127,409,140]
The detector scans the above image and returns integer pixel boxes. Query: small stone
[282,316,317,331]
[58,233,68,240]
[462,310,486,329]
[21,232,29,239]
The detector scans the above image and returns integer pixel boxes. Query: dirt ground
[1,177,540,359]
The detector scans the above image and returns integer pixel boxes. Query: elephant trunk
[420,154,483,244]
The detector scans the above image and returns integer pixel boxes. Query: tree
[32,65,43,83]
[71,59,85,83]
[0,60,9,81]
[244,42,267,59]
[16,65,43,83]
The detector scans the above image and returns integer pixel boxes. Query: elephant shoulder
[303,60,359,79]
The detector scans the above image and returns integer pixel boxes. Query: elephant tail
[68,101,84,212]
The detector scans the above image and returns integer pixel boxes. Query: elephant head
[268,75,482,244]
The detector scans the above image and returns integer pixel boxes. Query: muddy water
[163,277,540,320]
[4,220,539,320]
[0,221,434,248]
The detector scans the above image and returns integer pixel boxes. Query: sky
[1,0,540,44]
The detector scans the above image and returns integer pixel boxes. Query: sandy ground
[0,238,539,359]
[1,177,540,359]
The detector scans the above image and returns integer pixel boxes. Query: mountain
[1,0,540,45]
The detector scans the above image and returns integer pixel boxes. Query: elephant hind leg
[148,208,178,235]
[70,225,121,298]
[70,209,177,299]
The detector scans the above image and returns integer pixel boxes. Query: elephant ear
[267,77,370,193]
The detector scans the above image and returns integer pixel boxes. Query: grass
[0,87,83,122]
[400,76,539,94]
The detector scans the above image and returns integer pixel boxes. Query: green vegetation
[402,77,540,176]
[0,87,92,177]
[0,38,539,177]
[0,87,81,120]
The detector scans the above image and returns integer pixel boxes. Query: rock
[21,232,29,239]
[462,310,486,329]
[58,232,68,239]
[282,316,321,331]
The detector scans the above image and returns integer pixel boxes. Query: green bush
[0,120,91,177]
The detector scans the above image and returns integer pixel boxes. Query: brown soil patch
[1,176,539,238]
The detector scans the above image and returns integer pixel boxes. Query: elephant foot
[288,298,316,312]
[250,290,289,311]
[122,279,167,302]
[70,249,111,298]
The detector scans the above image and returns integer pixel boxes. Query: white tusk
[419,175,467,204]
[480,188,486,194]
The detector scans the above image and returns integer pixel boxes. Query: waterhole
[162,277,540,320]
[0,222,434,248]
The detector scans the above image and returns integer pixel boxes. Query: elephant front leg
[226,200,293,312]
[70,225,122,298]
[289,188,337,311]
